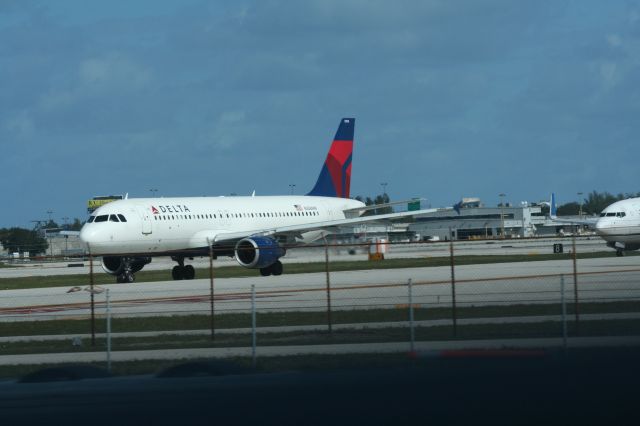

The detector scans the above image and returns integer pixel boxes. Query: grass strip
[2,319,639,356]
[2,300,639,337]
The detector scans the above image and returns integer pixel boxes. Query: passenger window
[95,215,108,223]
[118,214,127,222]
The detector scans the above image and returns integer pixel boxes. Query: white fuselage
[79,195,365,255]
[594,198,640,245]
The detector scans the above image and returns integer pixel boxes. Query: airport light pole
[149,189,158,197]
[381,182,388,195]
[62,216,69,252]
[499,193,506,239]
[577,192,583,218]
[46,210,54,258]
[289,184,296,195]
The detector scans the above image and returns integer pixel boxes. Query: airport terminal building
[348,198,587,243]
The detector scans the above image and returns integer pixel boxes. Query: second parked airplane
[550,193,640,256]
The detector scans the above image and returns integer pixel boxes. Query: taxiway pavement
[1,256,639,322]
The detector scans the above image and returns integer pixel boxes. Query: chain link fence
[1,235,640,368]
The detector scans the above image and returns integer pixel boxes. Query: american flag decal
[294,204,303,211]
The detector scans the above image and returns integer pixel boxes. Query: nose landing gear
[116,271,135,283]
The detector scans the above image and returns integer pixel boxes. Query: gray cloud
[1,0,639,225]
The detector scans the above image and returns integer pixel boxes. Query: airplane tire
[259,267,271,277]
[272,261,283,276]
[118,272,134,283]
[616,250,625,257]
[184,265,195,280]
[172,266,184,280]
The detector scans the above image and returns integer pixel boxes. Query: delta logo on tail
[307,118,354,198]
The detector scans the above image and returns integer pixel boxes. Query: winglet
[307,118,355,198]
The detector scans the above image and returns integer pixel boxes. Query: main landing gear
[260,260,283,277]
[171,256,196,280]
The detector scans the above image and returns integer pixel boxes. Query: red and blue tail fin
[307,118,355,198]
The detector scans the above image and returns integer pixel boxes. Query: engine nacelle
[101,256,152,275]
[234,236,285,269]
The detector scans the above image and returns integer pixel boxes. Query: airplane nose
[594,219,608,236]
[79,225,98,245]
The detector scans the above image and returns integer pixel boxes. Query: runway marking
[2,267,640,317]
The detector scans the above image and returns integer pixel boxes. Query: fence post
[572,234,580,335]
[208,238,215,341]
[324,237,332,334]
[408,278,415,354]
[560,274,567,355]
[106,288,112,372]
[251,284,257,369]
[89,249,96,347]
[449,231,458,337]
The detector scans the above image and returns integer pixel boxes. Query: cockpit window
[109,214,120,222]
[603,212,625,217]
[94,215,108,222]
[118,214,127,222]
[88,216,95,223]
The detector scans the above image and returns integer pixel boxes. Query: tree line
[1,218,84,256]
[555,191,640,216]
[353,193,393,215]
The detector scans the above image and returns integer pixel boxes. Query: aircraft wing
[548,192,598,226]
[548,216,598,226]
[211,207,447,243]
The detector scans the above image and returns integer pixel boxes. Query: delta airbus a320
[80,118,441,283]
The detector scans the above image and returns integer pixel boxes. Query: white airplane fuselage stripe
[80,195,365,255]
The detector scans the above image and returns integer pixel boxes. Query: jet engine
[234,236,285,269]
[101,256,152,276]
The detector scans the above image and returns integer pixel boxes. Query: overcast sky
[1,0,639,227]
